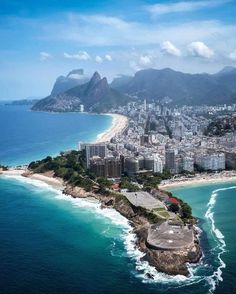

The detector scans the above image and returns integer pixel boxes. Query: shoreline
[159,171,236,189]
[0,169,64,190]
[0,167,202,277]
[94,113,128,143]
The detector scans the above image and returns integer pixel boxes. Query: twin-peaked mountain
[32,66,236,113]
[32,71,129,112]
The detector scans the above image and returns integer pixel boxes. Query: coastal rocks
[135,226,201,276]
[62,183,202,277]
[63,185,92,198]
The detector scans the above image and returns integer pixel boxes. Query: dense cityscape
[83,100,236,181]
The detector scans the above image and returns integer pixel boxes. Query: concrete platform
[146,221,194,251]
[122,191,166,210]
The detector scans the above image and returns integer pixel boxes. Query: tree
[169,203,179,213]
[181,202,192,219]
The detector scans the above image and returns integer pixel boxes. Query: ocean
[0,105,235,294]
[0,104,112,166]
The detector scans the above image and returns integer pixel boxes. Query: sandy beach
[95,113,128,143]
[159,171,236,189]
[0,168,64,190]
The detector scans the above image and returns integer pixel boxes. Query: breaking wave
[205,186,236,293]
[1,174,207,289]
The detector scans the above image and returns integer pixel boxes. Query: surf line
[205,186,236,293]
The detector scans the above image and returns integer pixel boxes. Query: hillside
[111,67,236,105]
[32,72,129,112]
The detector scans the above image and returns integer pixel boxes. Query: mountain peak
[216,66,236,76]
[90,71,101,83]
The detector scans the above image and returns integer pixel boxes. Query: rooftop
[122,191,166,210]
[147,221,194,251]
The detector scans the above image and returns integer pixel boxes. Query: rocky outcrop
[62,183,202,277]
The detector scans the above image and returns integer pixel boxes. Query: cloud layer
[188,41,214,58]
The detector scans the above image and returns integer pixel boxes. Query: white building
[195,152,225,171]
[183,157,194,172]
[153,155,163,173]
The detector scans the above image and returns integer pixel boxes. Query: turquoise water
[0,105,235,293]
[169,183,236,294]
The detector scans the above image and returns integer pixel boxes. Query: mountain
[215,66,236,76]
[50,69,89,96]
[111,67,236,105]
[32,72,129,112]
[214,67,236,92]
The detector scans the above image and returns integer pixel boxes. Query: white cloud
[188,41,214,58]
[95,55,103,63]
[129,54,153,72]
[105,54,112,61]
[129,60,141,72]
[161,41,181,57]
[63,51,91,60]
[146,0,231,16]
[139,55,152,66]
[39,52,52,61]
[229,50,236,61]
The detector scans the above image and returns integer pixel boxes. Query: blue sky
[1,0,236,99]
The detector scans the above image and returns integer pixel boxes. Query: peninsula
[0,147,202,277]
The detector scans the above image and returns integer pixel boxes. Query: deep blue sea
[0,105,235,294]
[0,104,112,166]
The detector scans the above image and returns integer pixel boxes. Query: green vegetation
[124,170,171,191]
[158,189,194,223]
[120,177,140,192]
[152,208,170,219]
[29,151,94,192]
[28,151,194,224]
[134,206,163,223]
[169,203,179,213]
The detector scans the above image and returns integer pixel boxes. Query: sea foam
[1,174,205,288]
[205,186,236,293]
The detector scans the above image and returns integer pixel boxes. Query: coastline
[0,169,64,190]
[0,167,202,277]
[159,171,236,189]
[94,113,128,143]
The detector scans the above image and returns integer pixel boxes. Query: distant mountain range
[32,71,129,112]
[6,98,41,106]
[32,66,236,113]
[111,67,236,105]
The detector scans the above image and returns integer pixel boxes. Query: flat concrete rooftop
[147,221,194,250]
[122,191,166,210]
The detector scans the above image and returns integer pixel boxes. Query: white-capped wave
[1,174,205,288]
[1,174,59,193]
[205,186,236,293]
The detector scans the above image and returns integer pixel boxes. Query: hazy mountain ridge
[111,67,236,105]
[32,66,236,113]
[50,69,89,96]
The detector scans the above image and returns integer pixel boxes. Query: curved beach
[159,171,236,189]
[95,113,128,143]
